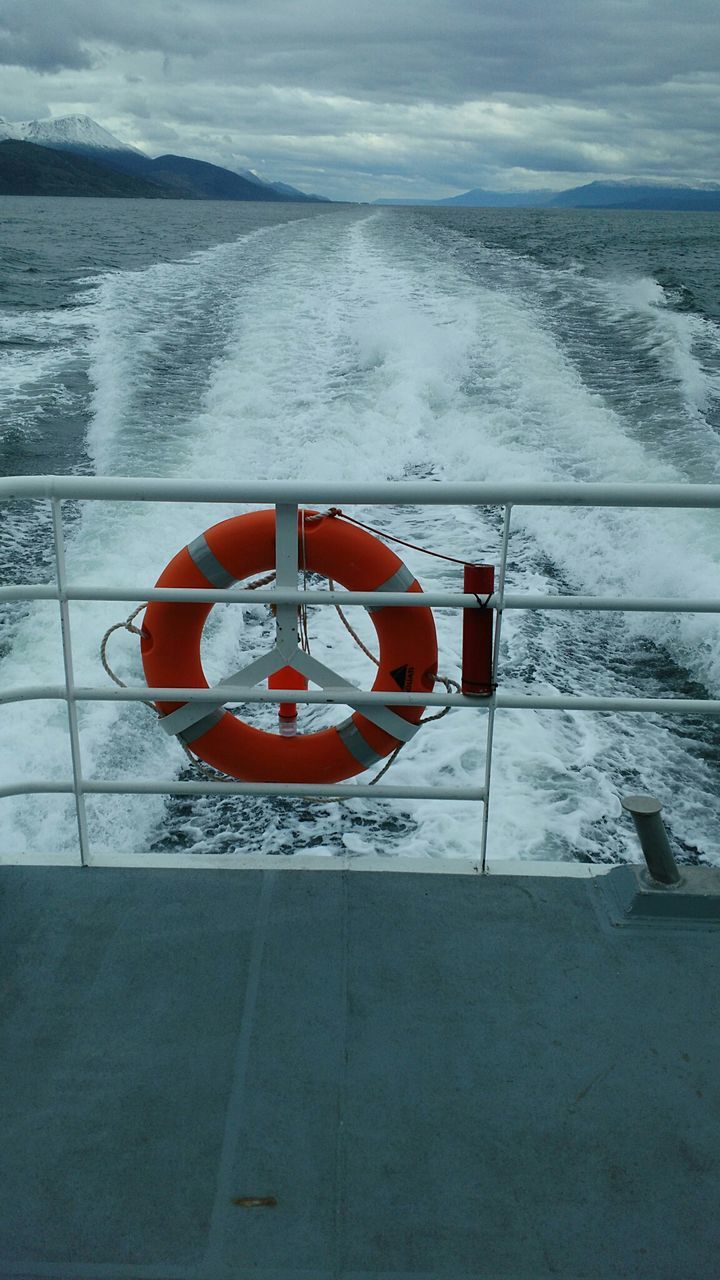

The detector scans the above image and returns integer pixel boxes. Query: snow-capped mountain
[0,114,143,155]
[0,113,328,202]
[232,166,270,188]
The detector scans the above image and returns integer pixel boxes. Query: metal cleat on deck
[600,793,720,926]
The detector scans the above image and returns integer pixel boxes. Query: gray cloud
[4,0,719,99]
[2,0,719,198]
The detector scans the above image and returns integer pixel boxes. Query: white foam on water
[0,306,90,441]
[1,209,718,863]
[590,274,720,418]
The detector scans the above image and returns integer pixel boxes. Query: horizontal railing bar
[0,585,491,607]
[2,475,720,508]
[0,779,485,802]
[2,684,719,716]
[508,595,720,613]
[0,585,58,601]
[497,693,720,715]
[0,684,482,709]
[2,583,720,615]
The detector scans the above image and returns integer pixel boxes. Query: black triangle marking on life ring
[390,663,413,690]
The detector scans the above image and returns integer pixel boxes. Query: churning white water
[1,205,719,863]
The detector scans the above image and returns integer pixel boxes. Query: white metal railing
[1,475,720,870]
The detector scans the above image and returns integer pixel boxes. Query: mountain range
[375,179,720,211]
[0,114,329,203]
[2,114,717,210]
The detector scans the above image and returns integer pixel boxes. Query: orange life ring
[141,509,438,783]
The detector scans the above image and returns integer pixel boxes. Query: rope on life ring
[140,508,439,785]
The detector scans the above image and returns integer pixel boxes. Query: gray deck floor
[1,863,719,1280]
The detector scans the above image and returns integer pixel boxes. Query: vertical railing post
[51,498,90,866]
[272,503,306,733]
[274,502,300,659]
[480,504,513,872]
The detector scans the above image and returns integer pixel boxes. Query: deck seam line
[200,870,277,1275]
[0,1266,340,1280]
[332,869,351,1280]
[0,1264,190,1279]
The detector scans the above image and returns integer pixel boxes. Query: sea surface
[1,195,719,864]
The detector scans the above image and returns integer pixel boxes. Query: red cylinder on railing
[462,564,494,696]
[269,666,309,736]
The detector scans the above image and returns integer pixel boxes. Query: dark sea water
[1,196,719,863]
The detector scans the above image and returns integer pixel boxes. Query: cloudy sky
[1,0,719,201]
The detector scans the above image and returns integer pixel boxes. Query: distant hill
[373,188,554,208]
[267,179,331,203]
[108,151,290,202]
[0,139,172,199]
[435,187,557,208]
[376,179,720,211]
[0,114,329,202]
[548,181,720,211]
